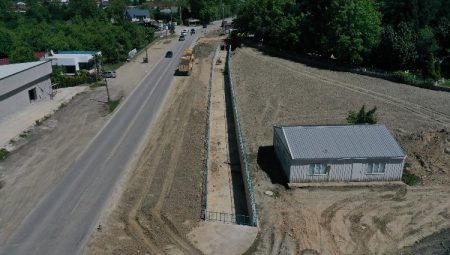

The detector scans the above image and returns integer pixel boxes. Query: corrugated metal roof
[0,61,48,80]
[126,8,150,17]
[278,124,405,160]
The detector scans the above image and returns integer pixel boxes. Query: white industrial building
[45,51,99,74]
[273,124,406,183]
[0,61,53,120]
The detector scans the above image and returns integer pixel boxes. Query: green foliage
[402,170,421,186]
[0,148,9,161]
[9,45,36,63]
[327,0,382,65]
[52,69,95,88]
[235,0,450,80]
[108,98,122,113]
[346,105,378,124]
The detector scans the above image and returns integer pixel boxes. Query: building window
[28,88,37,101]
[367,163,386,174]
[309,164,329,175]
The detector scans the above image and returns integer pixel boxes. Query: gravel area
[230,46,450,255]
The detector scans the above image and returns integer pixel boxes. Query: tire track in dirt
[242,48,450,127]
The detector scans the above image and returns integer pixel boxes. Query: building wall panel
[289,160,404,183]
[0,62,52,96]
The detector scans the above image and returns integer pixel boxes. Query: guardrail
[225,45,258,227]
[201,45,220,215]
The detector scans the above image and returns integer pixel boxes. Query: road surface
[0,23,219,255]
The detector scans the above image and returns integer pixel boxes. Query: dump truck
[178,49,194,75]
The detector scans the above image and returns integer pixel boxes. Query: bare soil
[0,89,109,244]
[231,47,450,254]
[86,40,216,255]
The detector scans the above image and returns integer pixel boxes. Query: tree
[326,0,382,65]
[347,105,378,124]
[9,45,36,63]
[0,27,14,57]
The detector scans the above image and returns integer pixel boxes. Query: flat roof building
[0,61,53,121]
[273,124,406,183]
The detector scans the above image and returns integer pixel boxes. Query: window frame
[309,163,329,176]
[366,162,386,175]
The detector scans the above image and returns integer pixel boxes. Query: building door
[28,88,37,102]
[351,163,364,181]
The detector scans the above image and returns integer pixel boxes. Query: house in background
[15,1,27,13]
[273,124,406,184]
[0,61,53,121]
[45,51,100,74]
[0,58,10,66]
[125,7,151,24]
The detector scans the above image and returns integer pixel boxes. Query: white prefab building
[0,61,53,120]
[273,124,406,183]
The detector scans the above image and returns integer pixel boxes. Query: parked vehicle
[102,70,116,78]
[165,51,173,58]
[177,49,194,75]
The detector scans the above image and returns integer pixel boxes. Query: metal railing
[225,46,258,227]
[203,209,253,226]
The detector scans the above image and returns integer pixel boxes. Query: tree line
[234,0,450,80]
[0,0,154,64]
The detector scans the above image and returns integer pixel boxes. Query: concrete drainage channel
[201,45,257,227]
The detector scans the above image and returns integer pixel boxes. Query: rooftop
[126,7,150,17]
[0,61,49,80]
[275,124,406,161]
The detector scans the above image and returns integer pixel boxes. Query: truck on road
[177,49,194,75]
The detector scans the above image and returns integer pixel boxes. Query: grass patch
[108,98,122,113]
[103,62,123,71]
[0,148,9,161]
[441,80,450,87]
[402,170,421,186]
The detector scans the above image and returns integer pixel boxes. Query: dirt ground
[0,89,109,245]
[231,47,450,254]
[86,40,216,255]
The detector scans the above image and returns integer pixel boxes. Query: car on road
[179,35,185,41]
[102,70,116,78]
[165,51,173,58]
[181,29,188,36]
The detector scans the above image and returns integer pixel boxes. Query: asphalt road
[0,23,219,255]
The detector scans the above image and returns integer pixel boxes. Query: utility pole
[179,5,182,25]
[104,77,110,103]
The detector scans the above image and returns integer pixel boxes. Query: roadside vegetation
[0,0,154,64]
[107,97,122,113]
[233,0,450,82]
[0,148,9,161]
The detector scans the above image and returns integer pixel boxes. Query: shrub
[402,170,421,186]
[347,105,378,124]
[0,148,9,161]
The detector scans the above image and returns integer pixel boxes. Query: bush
[391,71,435,88]
[52,70,97,88]
[402,170,421,186]
[0,148,9,161]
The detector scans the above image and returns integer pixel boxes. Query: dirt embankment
[87,40,219,254]
[231,47,450,254]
